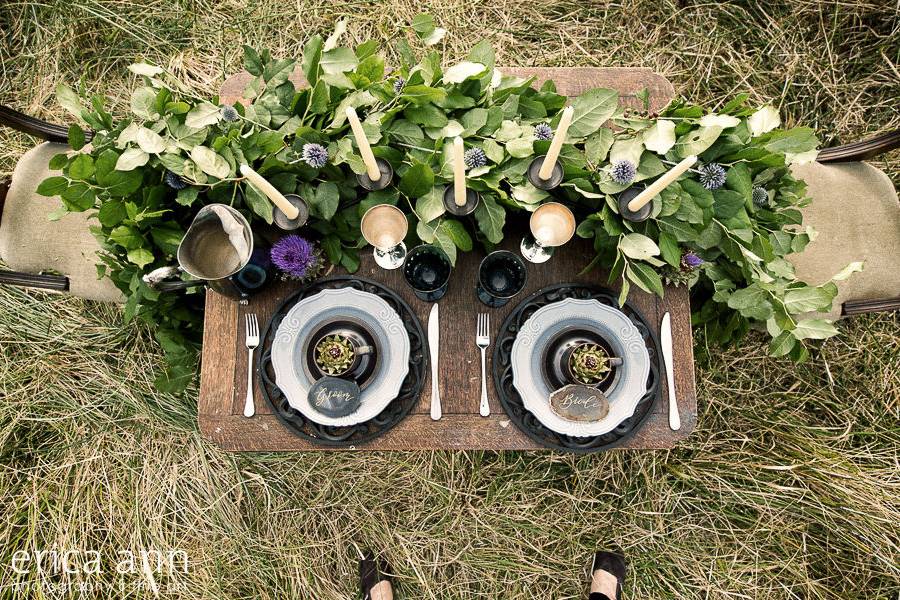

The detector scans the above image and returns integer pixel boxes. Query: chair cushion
[790,161,900,319]
[0,142,123,302]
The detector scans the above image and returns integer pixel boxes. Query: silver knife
[661,312,680,430]
[428,304,441,421]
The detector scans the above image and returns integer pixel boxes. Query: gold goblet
[520,202,576,263]
[360,204,409,269]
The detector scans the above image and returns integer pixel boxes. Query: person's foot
[588,551,626,600]
[359,550,394,600]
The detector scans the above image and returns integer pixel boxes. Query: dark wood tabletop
[197,67,696,452]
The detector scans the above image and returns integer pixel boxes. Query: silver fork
[476,313,490,417]
[243,313,260,418]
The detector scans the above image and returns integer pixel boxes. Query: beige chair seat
[0,142,123,302]
[790,161,900,319]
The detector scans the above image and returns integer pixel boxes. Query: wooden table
[198,67,696,451]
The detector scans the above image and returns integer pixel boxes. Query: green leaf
[831,261,864,281]
[675,126,722,158]
[36,176,69,197]
[127,247,154,268]
[619,233,660,261]
[68,154,95,180]
[320,47,358,74]
[401,85,447,106]
[242,46,264,76]
[506,138,534,158]
[98,200,127,227]
[792,318,839,340]
[626,262,664,297]
[243,183,274,224]
[115,148,149,171]
[439,219,473,251]
[399,163,435,199]
[713,189,746,219]
[415,187,446,223]
[762,127,818,154]
[109,225,144,250]
[311,181,340,220]
[301,35,324,85]
[568,88,618,138]
[190,146,230,179]
[474,194,505,244]
[176,187,200,206]
[482,139,504,164]
[185,103,221,128]
[584,129,614,163]
[726,285,768,311]
[60,182,95,211]
[769,331,796,357]
[725,162,752,199]
[658,231,681,267]
[151,225,185,255]
[68,124,86,151]
[404,103,448,128]
[443,61,487,84]
[783,285,836,313]
[56,83,87,123]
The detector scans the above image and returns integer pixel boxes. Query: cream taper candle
[452,136,466,207]
[539,106,574,180]
[626,155,698,212]
[239,164,299,220]
[346,107,381,182]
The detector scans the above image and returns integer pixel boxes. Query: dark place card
[549,384,610,422]
[308,376,361,418]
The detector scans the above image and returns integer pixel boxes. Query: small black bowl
[540,328,620,393]
[477,250,527,308]
[305,319,379,390]
[403,245,451,302]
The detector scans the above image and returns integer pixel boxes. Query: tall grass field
[1,1,898,598]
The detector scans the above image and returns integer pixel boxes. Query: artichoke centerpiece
[315,335,356,376]
[569,344,612,385]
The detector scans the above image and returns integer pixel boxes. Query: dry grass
[1,1,899,598]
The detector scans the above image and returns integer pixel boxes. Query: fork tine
[485,313,489,335]
[252,313,258,337]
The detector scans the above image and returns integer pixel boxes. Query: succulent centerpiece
[568,344,612,385]
[314,335,357,376]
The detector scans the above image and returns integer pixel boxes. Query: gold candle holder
[360,204,409,269]
[520,202,576,263]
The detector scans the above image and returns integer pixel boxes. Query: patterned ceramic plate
[510,298,650,436]
[271,288,410,426]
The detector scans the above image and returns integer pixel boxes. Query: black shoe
[359,551,393,600]
[588,551,626,600]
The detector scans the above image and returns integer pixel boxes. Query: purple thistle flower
[271,235,320,280]
[698,163,727,190]
[611,160,636,185]
[534,123,553,141]
[164,171,188,190]
[301,143,329,169]
[393,77,406,95]
[681,251,704,270]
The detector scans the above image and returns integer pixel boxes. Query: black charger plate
[492,283,662,453]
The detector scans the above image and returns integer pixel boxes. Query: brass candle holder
[520,202,576,263]
[360,204,408,269]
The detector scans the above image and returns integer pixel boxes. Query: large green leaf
[301,35,323,85]
[399,163,435,198]
[474,194,505,243]
[568,88,618,138]
[792,318,838,340]
[626,262,664,297]
[415,187,446,223]
[319,47,358,75]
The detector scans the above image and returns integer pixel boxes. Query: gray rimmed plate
[270,288,410,426]
[510,298,650,436]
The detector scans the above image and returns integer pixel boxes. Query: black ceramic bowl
[540,328,620,393]
[305,318,380,390]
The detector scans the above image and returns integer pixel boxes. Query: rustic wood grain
[199,67,696,452]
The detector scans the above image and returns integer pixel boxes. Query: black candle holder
[273,193,310,230]
[618,186,652,222]
[356,157,394,191]
[527,156,564,190]
[442,185,480,216]
[403,245,451,302]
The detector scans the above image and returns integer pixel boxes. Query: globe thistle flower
[681,251,704,270]
[464,147,487,169]
[393,77,406,95]
[534,123,553,141]
[220,105,240,122]
[164,171,188,190]
[610,160,637,185]
[698,162,727,190]
[270,235,323,281]
[301,143,329,169]
[752,186,769,208]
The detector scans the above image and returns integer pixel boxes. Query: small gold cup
[520,202,576,263]
[360,204,409,269]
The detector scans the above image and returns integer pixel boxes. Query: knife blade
[428,303,441,421]
[661,312,680,431]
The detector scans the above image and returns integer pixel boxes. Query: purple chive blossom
[534,123,553,141]
[464,147,487,169]
[610,160,637,185]
[393,77,406,95]
[301,143,329,169]
[271,235,319,279]
[698,163,727,190]
[220,105,240,122]
[681,251,704,270]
